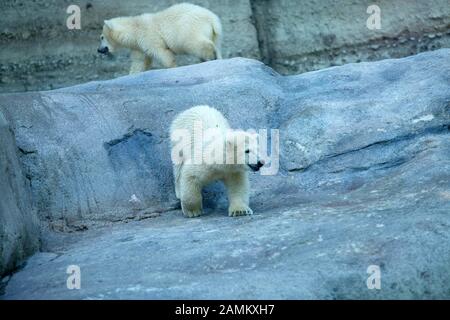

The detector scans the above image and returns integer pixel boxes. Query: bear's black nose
[257,160,265,168]
[97,47,109,54]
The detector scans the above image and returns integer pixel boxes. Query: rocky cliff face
[1,0,449,92]
[1,50,449,298]
[0,112,40,277]
[1,49,449,226]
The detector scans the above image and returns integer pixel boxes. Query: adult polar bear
[97,3,222,74]
[170,105,265,218]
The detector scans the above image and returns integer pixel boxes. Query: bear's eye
[101,36,104,40]
[245,149,250,154]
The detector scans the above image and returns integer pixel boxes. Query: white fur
[170,105,259,218]
[99,3,223,74]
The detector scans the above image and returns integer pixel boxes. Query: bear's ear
[104,19,114,30]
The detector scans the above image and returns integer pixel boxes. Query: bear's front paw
[183,208,202,218]
[228,205,253,217]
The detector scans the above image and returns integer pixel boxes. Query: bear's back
[160,3,210,16]
[171,105,229,136]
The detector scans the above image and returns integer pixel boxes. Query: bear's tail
[210,14,223,59]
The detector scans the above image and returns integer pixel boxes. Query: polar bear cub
[97,3,222,74]
[170,105,265,218]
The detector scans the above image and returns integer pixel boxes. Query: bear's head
[97,19,122,55]
[225,130,265,172]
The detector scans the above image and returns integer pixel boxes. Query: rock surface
[1,49,450,299]
[1,49,449,225]
[1,0,449,92]
[0,111,40,277]
[3,193,450,299]
[252,0,450,74]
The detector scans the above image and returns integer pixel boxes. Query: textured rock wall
[1,49,449,297]
[0,0,260,92]
[1,0,449,92]
[0,49,449,227]
[251,0,450,74]
[0,111,40,277]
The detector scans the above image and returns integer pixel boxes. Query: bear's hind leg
[224,172,253,217]
[212,33,222,59]
[194,39,217,61]
[179,176,203,218]
[214,43,222,60]
[153,48,177,69]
